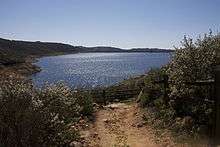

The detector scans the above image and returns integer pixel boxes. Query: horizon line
[0,36,173,50]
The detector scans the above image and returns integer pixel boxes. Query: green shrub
[167,33,218,99]
[76,92,93,116]
[37,83,80,123]
[138,68,165,106]
[166,32,218,120]
[160,31,219,137]
[140,32,219,138]
[138,90,150,107]
[153,97,165,109]
[0,72,93,146]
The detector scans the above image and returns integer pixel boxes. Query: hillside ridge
[0,37,173,75]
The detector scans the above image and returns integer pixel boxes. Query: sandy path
[79,102,209,147]
[84,102,164,147]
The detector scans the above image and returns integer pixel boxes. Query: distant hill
[129,48,172,53]
[0,38,83,65]
[84,46,173,53]
[0,38,173,67]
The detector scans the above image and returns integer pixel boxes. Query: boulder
[70,141,83,147]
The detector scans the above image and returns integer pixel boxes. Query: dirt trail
[82,102,175,147]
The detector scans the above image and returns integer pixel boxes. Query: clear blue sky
[0,0,220,49]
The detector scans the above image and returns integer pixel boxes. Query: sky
[0,0,220,49]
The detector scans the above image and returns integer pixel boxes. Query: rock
[94,132,98,136]
[175,117,181,121]
[105,103,125,109]
[70,125,78,131]
[131,123,136,127]
[137,122,147,128]
[70,141,83,147]
[92,132,98,138]
[133,112,138,116]
[80,130,90,138]
[102,119,109,123]
[93,103,99,108]
[79,119,86,124]
[175,117,182,124]
[182,116,193,127]
[99,105,104,109]
[137,123,144,128]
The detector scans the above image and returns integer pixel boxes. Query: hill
[0,38,172,60]
[0,38,173,74]
[0,38,82,65]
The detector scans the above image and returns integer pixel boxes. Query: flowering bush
[0,72,93,146]
[165,32,219,131]
[140,32,220,138]
[167,32,218,98]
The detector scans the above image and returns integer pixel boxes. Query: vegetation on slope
[0,38,80,74]
[136,32,219,141]
[0,71,94,146]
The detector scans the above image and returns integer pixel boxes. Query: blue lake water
[32,53,171,88]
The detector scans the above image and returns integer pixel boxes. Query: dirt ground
[81,102,177,147]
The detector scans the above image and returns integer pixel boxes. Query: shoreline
[12,51,170,76]
[1,51,169,92]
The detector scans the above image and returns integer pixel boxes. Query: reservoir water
[32,53,171,88]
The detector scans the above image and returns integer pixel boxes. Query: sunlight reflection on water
[32,53,171,89]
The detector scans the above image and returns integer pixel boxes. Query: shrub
[167,32,218,98]
[163,32,219,136]
[140,32,219,138]
[75,92,93,116]
[166,32,218,118]
[153,97,165,109]
[138,90,150,107]
[138,68,165,107]
[0,72,92,146]
[0,72,36,146]
[37,83,80,123]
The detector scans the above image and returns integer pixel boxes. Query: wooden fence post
[213,66,220,145]
[102,90,106,105]
[163,75,169,105]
